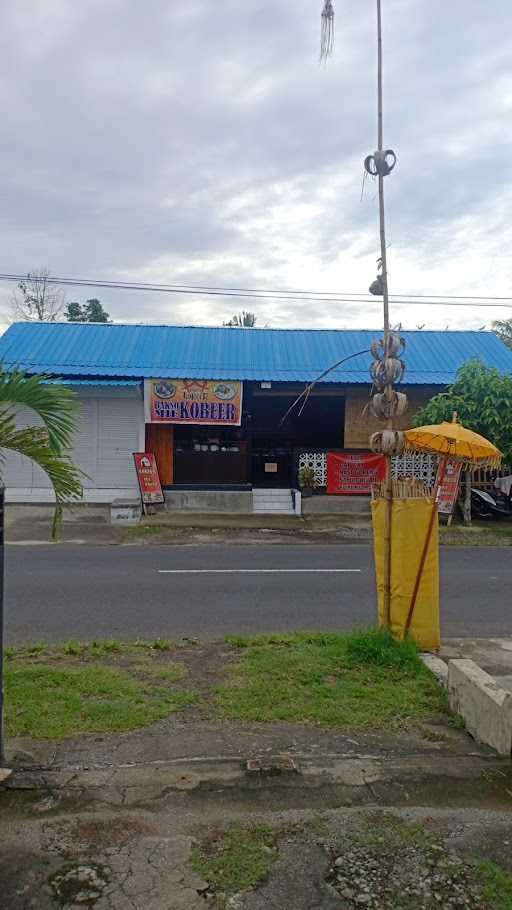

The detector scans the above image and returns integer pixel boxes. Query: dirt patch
[172,643,239,701]
[43,816,156,856]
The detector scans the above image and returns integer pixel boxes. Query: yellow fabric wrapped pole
[372,497,440,651]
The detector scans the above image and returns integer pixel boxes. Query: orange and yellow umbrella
[404,421,502,470]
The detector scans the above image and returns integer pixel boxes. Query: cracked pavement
[3,715,512,908]
[3,808,207,910]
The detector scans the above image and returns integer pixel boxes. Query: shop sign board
[133,453,165,507]
[327,452,386,495]
[436,458,462,517]
[145,379,243,426]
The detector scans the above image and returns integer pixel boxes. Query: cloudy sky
[1,0,511,331]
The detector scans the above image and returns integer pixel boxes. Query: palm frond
[0,370,79,451]
[0,426,83,503]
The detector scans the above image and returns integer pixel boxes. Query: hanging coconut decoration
[370,429,405,456]
[370,390,408,420]
[370,356,405,388]
[320,0,335,62]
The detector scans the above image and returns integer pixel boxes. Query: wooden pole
[376,0,393,629]
[404,456,447,637]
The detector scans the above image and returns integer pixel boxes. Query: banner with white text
[145,379,243,426]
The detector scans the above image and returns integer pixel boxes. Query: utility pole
[321,0,404,629]
[376,0,393,629]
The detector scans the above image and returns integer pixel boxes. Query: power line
[1,272,512,308]
[7,272,512,301]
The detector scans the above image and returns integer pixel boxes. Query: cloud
[0,0,511,332]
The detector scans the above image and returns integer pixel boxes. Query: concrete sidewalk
[4,639,512,909]
[3,712,512,910]
[6,507,512,547]
[442,637,512,684]
[5,508,373,546]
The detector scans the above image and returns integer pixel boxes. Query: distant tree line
[10,269,110,323]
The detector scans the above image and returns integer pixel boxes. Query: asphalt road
[4,543,511,645]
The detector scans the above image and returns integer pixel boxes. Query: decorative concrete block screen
[297,451,439,491]
[391,452,438,488]
[298,452,328,487]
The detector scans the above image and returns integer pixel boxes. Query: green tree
[65,302,83,322]
[0,370,83,534]
[65,298,110,323]
[413,359,512,525]
[413,359,512,463]
[224,311,257,327]
[493,318,512,350]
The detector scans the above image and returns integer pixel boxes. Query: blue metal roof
[45,378,140,387]
[1,322,511,386]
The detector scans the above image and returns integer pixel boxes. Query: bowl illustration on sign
[214,383,236,401]
[153,381,176,399]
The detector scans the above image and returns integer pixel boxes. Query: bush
[345,628,423,675]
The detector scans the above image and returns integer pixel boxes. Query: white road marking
[158,568,362,574]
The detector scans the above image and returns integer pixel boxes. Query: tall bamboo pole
[376,0,393,629]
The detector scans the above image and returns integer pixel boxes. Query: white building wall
[3,386,144,503]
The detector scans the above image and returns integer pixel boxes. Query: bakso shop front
[145,378,249,487]
[1,322,511,512]
[144,372,352,493]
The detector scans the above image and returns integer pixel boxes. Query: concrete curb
[420,653,448,687]
[4,751,510,806]
[422,652,512,758]
[448,659,512,758]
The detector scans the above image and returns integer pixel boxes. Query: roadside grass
[191,823,279,898]
[476,859,512,910]
[6,638,175,661]
[4,639,197,738]
[441,521,512,547]
[217,628,447,729]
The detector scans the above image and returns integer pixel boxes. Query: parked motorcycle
[471,486,512,520]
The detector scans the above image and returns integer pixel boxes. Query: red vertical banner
[133,453,165,508]
[327,452,386,495]
[436,458,462,516]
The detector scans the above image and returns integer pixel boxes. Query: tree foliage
[413,358,512,464]
[11,269,65,322]
[65,298,110,323]
[0,370,83,534]
[493,318,512,351]
[224,311,257,327]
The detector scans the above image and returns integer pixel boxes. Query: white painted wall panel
[97,398,141,488]
[2,389,143,497]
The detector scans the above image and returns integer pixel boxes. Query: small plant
[61,639,85,656]
[476,859,512,909]
[150,638,173,651]
[25,642,46,656]
[90,639,122,655]
[298,465,317,490]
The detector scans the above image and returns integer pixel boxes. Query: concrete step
[252,488,295,515]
